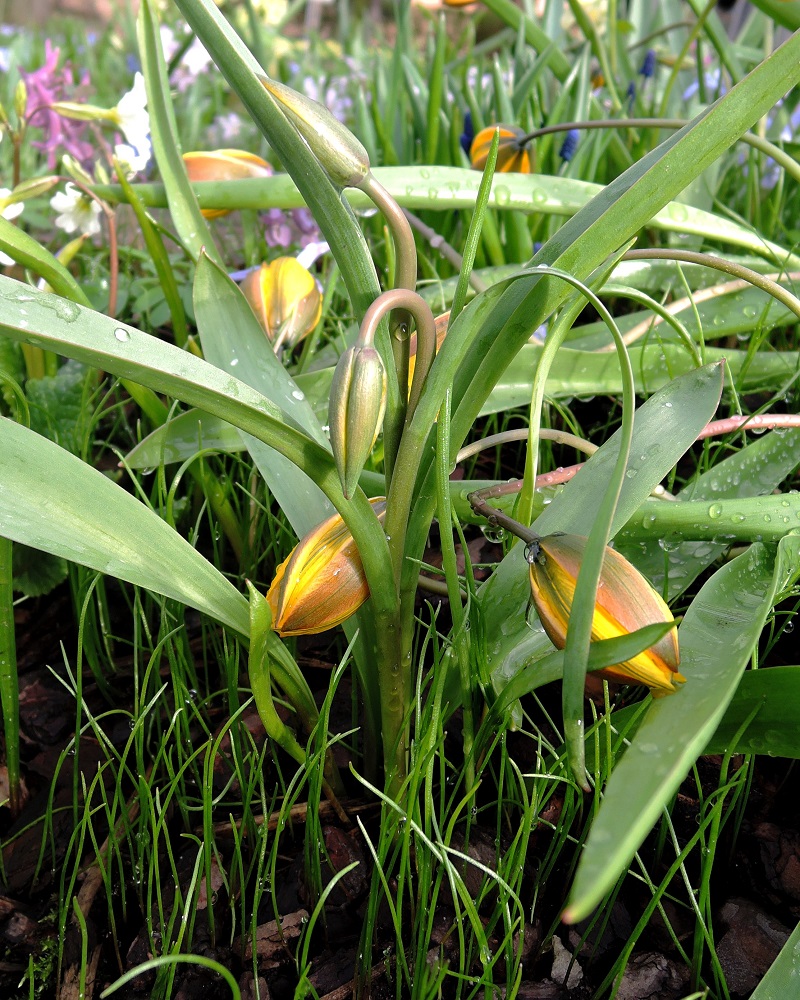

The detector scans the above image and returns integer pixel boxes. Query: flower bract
[528,532,684,696]
[267,497,386,636]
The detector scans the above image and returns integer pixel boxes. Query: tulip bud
[528,533,684,696]
[14,80,27,121]
[0,176,59,212]
[470,125,532,174]
[267,497,386,636]
[61,153,96,188]
[329,344,387,500]
[240,258,322,351]
[183,149,272,218]
[49,100,110,122]
[260,77,371,188]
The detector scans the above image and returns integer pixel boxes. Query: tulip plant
[2,0,800,940]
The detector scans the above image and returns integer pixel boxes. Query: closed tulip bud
[329,344,387,500]
[183,149,272,218]
[267,497,386,636]
[0,176,59,209]
[470,125,532,174]
[528,533,684,696]
[240,258,322,351]
[14,80,27,120]
[260,77,371,188]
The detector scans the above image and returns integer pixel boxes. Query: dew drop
[114,327,130,342]
[708,503,722,519]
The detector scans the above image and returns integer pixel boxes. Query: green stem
[658,0,718,118]
[565,0,623,112]
[436,388,474,793]
[359,174,418,480]
[0,535,19,816]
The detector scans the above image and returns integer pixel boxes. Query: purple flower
[460,111,474,156]
[559,129,580,162]
[21,40,95,170]
[639,49,656,79]
[263,207,321,249]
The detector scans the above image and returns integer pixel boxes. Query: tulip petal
[529,533,682,695]
[267,498,386,636]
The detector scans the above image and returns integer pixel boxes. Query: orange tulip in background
[182,149,272,218]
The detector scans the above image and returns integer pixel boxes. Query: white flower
[114,72,150,152]
[114,141,151,177]
[0,188,23,222]
[0,187,23,266]
[50,183,102,236]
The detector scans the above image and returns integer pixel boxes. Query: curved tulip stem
[358,288,437,424]
[359,173,419,476]
[621,249,800,323]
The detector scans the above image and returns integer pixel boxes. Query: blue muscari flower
[459,111,474,156]
[126,53,141,74]
[639,49,656,79]
[559,129,580,162]
[626,81,636,106]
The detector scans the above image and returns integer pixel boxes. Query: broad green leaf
[484,342,799,415]
[0,418,249,636]
[617,428,800,597]
[705,667,800,758]
[0,220,90,306]
[566,534,800,921]
[748,0,800,30]
[0,275,391,632]
[623,493,800,544]
[12,545,68,597]
[567,283,796,352]
[587,667,800,767]
[125,410,245,469]
[193,253,333,537]
[749,919,800,1000]
[481,364,724,694]
[109,167,799,267]
[27,360,90,453]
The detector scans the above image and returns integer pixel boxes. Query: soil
[1,567,799,1000]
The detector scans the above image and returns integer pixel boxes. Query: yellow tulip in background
[528,533,684,696]
[240,257,322,351]
[267,498,387,637]
[182,149,272,218]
